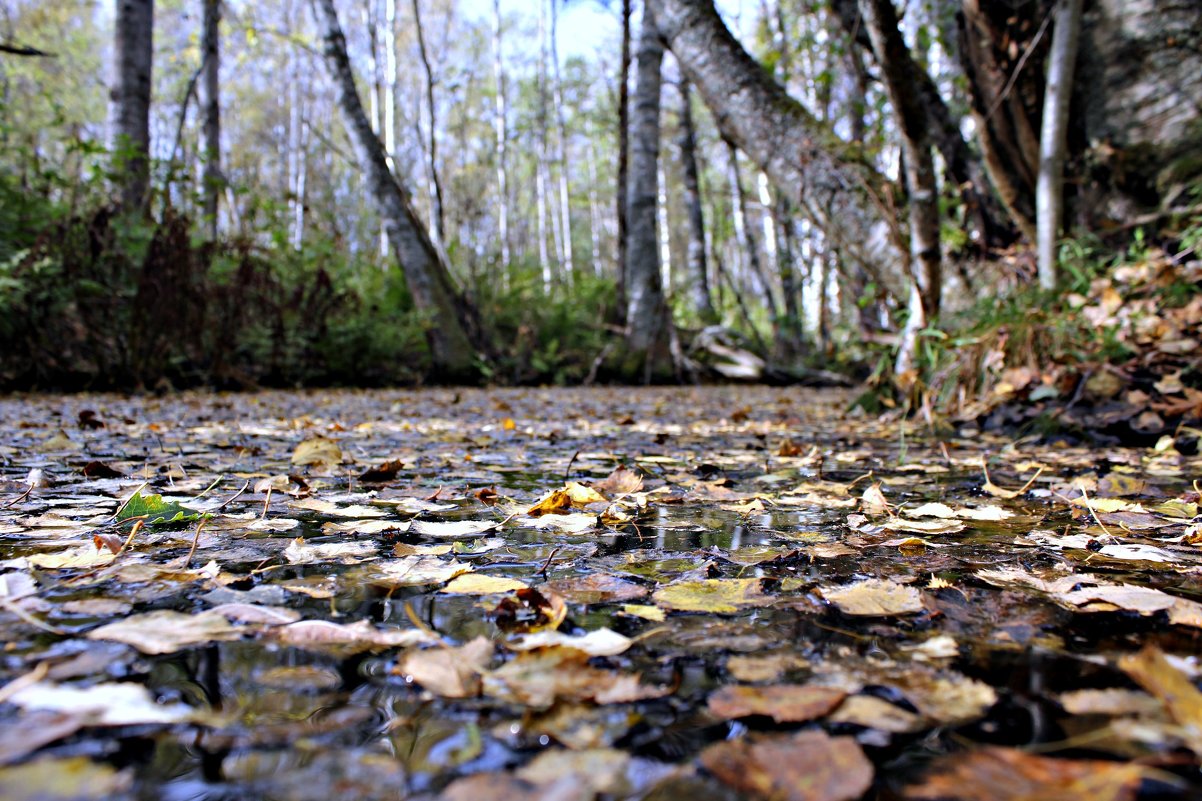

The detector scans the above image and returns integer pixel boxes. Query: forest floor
[1,385,1201,800]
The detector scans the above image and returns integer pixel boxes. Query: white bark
[549,0,574,277]
[311,0,477,376]
[491,0,510,271]
[1037,0,1084,290]
[199,0,221,239]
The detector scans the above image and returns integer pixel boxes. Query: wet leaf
[395,636,493,697]
[116,490,203,527]
[363,555,472,587]
[699,730,874,801]
[283,537,377,564]
[542,573,649,604]
[828,695,925,733]
[506,627,633,656]
[290,436,342,467]
[441,573,528,595]
[270,619,435,653]
[707,684,846,723]
[8,680,197,725]
[409,519,498,538]
[564,481,606,505]
[652,578,773,614]
[1119,644,1202,755]
[591,465,643,496]
[0,756,131,801]
[822,578,924,616]
[527,489,572,517]
[26,544,115,570]
[904,747,1150,801]
[86,609,244,654]
[482,647,669,709]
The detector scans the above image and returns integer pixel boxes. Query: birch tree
[199,0,221,239]
[624,4,670,376]
[646,0,906,300]
[1036,0,1084,290]
[110,0,155,210]
[311,0,478,377]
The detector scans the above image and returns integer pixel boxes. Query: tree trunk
[726,141,779,321]
[549,0,574,278]
[858,0,941,322]
[830,0,1013,250]
[311,0,478,378]
[199,0,221,240]
[624,4,670,377]
[491,0,510,271]
[647,0,906,299]
[1036,0,1084,290]
[678,78,715,322]
[615,0,632,322]
[411,0,445,244]
[110,0,154,211]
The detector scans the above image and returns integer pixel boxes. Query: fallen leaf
[822,578,924,616]
[1119,644,1202,755]
[564,481,606,505]
[291,436,342,467]
[905,746,1149,801]
[506,627,633,656]
[652,578,773,614]
[482,647,669,709]
[591,465,643,496]
[527,489,572,517]
[828,695,925,733]
[283,537,377,564]
[0,756,131,801]
[707,684,846,723]
[699,729,873,801]
[542,573,649,604]
[270,620,435,653]
[365,556,472,587]
[441,573,529,595]
[86,609,244,654]
[409,519,499,538]
[8,680,196,725]
[395,636,493,697]
[26,544,115,570]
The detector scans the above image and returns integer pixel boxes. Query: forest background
[1,0,1201,431]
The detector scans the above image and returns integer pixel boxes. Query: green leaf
[115,491,204,528]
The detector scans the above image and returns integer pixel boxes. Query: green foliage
[473,265,615,385]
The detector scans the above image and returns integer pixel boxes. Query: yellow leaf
[564,481,606,505]
[441,573,528,595]
[527,489,572,517]
[290,437,342,467]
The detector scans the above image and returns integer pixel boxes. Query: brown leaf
[82,461,123,479]
[699,730,873,801]
[591,465,643,496]
[490,587,568,634]
[358,459,404,483]
[904,747,1149,801]
[707,684,846,723]
[482,647,669,709]
[541,573,649,604]
[395,637,493,698]
[1119,644,1202,755]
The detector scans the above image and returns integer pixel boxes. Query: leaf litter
[0,386,1201,799]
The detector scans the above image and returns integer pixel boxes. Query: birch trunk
[615,0,632,319]
[859,0,941,326]
[199,0,221,239]
[491,0,510,271]
[678,78,715,321]
[311,0,477,378]
[1036,0,1083,290]
[411,0,445,244]
[624,5,670,371]
[646,0,905,295]
[549,0,574,277]
[110,0,154,211]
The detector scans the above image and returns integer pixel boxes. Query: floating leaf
[542,573,649,604]
[283,537,377,564]
[905,747,1149,801]
[290,436,342,467]
[8,680,196,725]
[26,544,115,570]
[700,730,874,801]
[652,578,773,614]
[1119,644,1202,755]
[482,646,669,709]
[395,637,493,698]
[116,490,203,527]
[707,684,846,723]
[86,609,244,654]
[506,627,632,656]
[527,489,572,517]
[441,573,528,595]
[409,519,498,538]
[270,620,435,653]
[822,578,924,616]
